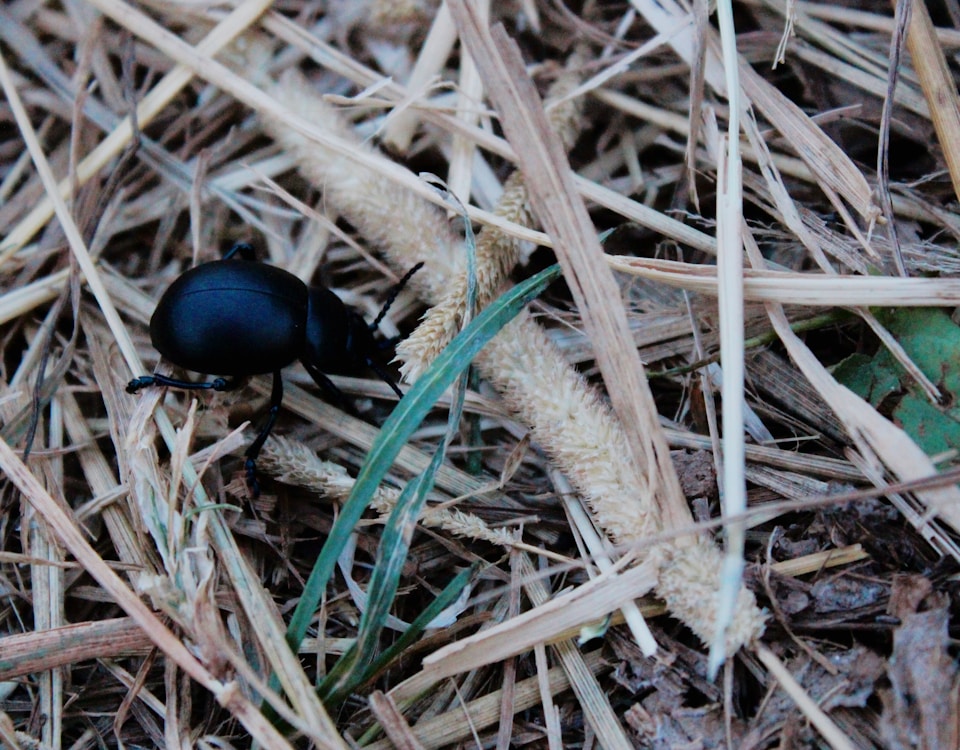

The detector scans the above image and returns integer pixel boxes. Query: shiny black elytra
[128,242,422,495]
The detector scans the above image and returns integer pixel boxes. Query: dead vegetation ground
[2,0,960,748]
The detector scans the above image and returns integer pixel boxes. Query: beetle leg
[126,373,241,394]
[366,360,404,399]
[243,370,283,497]
[126,375,160,392]
[376,335,402,351]
[302,361,362,418]
[210,377,242,391]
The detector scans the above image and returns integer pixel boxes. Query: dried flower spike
[398,61,584,381]
[258,436,516,548]
[259,66,765,657]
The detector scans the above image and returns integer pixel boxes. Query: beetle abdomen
[150,260,308,375]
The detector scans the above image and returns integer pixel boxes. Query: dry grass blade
[366,651,611,750]
[447,0,765,661]
[756,644,858,750]
[629,0,877,220]
[904,0,960,203]
[515,555,636,750]
[368,691,427,750]
[0,618,151,682]
[5,0,960,745]
[0,0,275,261]
[449,10,689,535]
[0,48,139,376]
[708,0,749,678]
[0,439,295,749]
[609,255,960,304]
[422,560,657,681]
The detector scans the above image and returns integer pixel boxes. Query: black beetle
[128,241,422,494]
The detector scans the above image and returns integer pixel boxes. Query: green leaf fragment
[834,308,960,455]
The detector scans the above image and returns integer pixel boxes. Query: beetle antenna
[367,359,404,399]
[369,262,424,332]
[223,242,256,261]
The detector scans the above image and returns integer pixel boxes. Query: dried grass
[2,0,960,747]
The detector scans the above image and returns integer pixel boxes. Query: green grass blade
[316,198,481,704]
[285,263,562,653]
[329,564,476,711]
